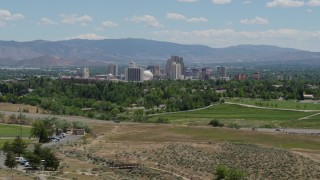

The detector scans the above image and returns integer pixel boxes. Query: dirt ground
[53,123,320,180]
[0,103,39,113]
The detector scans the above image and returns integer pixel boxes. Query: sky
[0,0,320,51]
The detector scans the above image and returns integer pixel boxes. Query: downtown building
[125,61,144,82]
[166,56,185,80]
[107,64,118,76]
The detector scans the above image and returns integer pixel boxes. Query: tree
[11,136,27,156]
[24,151,41,169]
[30,120,50,143]
[1,141,12,154]
[5,152,18,169]
[32,144,60,170]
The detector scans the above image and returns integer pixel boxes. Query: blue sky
[0,0,319,51]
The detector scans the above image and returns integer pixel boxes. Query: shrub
[227,123,240,129]
[215,165,227,180]
[209,119,224,127]
[156,117,169,124]
[227,168,245,180]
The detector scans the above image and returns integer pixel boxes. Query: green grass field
[226,98,320,110]
[151,104,319,128]
[0,139,32,148]
[0,123,31,138]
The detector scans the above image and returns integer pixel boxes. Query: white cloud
[0,9,24,27]
[177,0,198,2]
[38,17,57,25]
[266,0,304,7]
[240,17,269,25]
[65,33,105,40]
[130,15,162,28]
[166,13,187,21]
[60,14,92,26]
[96,21,118,31]
[187,17,208,23]
[166,13,207,23]
[307,0,320,6]
[243,1,251,4]
[154,28,320,51]
[212,0,232,4]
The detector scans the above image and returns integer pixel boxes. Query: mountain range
[0,38,319,66]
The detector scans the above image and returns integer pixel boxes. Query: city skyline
[0,0,320,51]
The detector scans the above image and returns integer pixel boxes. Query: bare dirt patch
[0,102,39,113]
[55,123,320,179]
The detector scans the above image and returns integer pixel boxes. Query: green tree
[5,151,18,169]
[24,151,41,169]
[1,141,12,154]
[30,120,51,143]
[11,136,27,156]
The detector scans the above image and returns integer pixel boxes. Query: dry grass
[0,169,35,180]
[53,123,320,179]
[0,102,38,113]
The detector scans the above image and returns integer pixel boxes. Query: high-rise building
[147,64,161,78]
[166,56,184,80]
[201,68,212,80]
[125,61,144,82]
[76,67,90,78]
[217,66,227,77]
[107,64,118,76]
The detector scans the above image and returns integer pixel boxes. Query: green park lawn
[152,104,319,128]
[0,123,31,138]
[226,98,320,110]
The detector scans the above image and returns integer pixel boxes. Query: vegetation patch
[0,123,31,137]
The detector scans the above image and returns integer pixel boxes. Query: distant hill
[0,38,319,66]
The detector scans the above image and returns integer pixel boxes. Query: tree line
[0,76,319,119]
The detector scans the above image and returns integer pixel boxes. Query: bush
[209,119,224,127]
[215,165,245,180]
[227,168,245,180]
[156,117,169,124]
[227,123,240,129]
[215,165,227,180]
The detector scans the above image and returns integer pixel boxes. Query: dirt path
[225,102,320,112]
[148,104,214,117]
[298,113,320,120]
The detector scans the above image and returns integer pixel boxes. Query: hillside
[0,39,319,66]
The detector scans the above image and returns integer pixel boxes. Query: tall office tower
[125,61,144,82]
[107,64,118,76]
[217,66,227,77]
[166,56,184,80]
[83,67,90,78]
[201,68,212,80]
[77,67,90,78]
[147,64,161,79]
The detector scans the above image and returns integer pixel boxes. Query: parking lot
[0,134,82,169]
